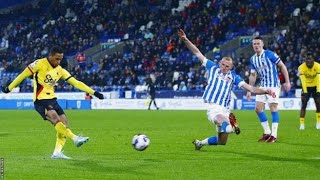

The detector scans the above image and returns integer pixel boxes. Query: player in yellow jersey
[298,52,320,130]
[1,46,104,159]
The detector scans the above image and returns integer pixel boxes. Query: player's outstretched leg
[192,136,218,151]
[74,134,89,147]
[55,122,89,147]
[192,139,204,151]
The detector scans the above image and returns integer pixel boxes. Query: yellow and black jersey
[27,58,72,100]
[298,62,320,93]
[8,58,95,101]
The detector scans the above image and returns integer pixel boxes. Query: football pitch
[0,110,320,179]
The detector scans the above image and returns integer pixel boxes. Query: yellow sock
[317,113,320,123]
[66,128,76,140]
[53,132,66,154]
[300,117,305,124]
[55,122,76,140]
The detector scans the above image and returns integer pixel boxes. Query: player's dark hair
[305,52,312,57]
[253,36,263,41]
[305,52,314,61]
[49,46,64,55]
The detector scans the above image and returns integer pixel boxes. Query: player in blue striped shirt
[246,37,291,143]
[178,29,276,150]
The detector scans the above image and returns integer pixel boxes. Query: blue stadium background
[0,0,319,99]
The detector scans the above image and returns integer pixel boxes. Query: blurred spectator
[76,52,86,70]
[85,92,92,100]
[0,0,318,95]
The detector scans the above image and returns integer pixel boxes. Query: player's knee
[255,107,263,113]
[47,115,60,124]
[268,103,278,111]
[214,115,226,125]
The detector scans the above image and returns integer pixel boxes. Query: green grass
[0,110,320,180]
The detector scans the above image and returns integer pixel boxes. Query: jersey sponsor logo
[44,74,57,86]
[304,74,317,79]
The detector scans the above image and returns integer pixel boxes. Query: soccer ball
[132,134,150,151]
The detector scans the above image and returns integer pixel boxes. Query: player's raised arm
[1,67,33,93]
[178,29,206,64]
[62,69,104,99]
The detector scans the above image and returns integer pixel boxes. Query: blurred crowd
[0,0,319,96]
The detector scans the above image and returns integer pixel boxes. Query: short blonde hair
[222,57,233,64]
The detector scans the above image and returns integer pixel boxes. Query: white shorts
[255,87,280,104]
[206,103,230,133]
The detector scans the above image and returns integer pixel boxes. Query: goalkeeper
[1,46,104,159]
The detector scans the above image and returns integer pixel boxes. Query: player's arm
[245,70,257,100]
[241,83,276,97]
[248,71,257,86]
[277,61,291,91]
[62,69,104,99]
[298,66,308,93]
[245,58,257,100]
[178,29,206,65]
[1,67,33,93]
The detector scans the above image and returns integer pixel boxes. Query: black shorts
[34,99,65,120]
[301,87,318,100]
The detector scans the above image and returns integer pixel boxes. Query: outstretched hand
[178,29,187,41]
[266,89,276,98]
[94,91,104,99]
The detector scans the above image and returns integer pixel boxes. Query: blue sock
[208,136,218,145]
[271,111,279,123]
[258,112,268,122]
[221,121,229,132]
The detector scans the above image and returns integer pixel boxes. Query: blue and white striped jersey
[203,59,245,108]
[249,50,281,87]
